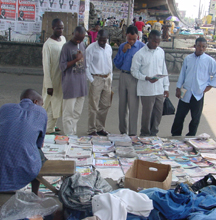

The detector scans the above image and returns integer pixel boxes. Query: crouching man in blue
[0,89,47,195]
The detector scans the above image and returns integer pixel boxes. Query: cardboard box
[124,160,172,191]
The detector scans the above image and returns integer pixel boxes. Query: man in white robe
[42,18,66,134]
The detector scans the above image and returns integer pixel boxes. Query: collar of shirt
[193,52,206,59]
[145,43,159,52]
[96,41,107,50]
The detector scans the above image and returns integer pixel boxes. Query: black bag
[162,97,175,115]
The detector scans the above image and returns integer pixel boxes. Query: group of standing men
[42,18,216,138]
[42,18,169,137]
[42,18,112,136]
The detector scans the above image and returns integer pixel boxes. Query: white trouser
[46,103,57,133]
[138,31,142,41]
[62,97,85,135]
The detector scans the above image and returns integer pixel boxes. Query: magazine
[93,144,115,153]
[188,138,216,150]
[94,159,120,168]
[159,159,181,168]
[118,157,137,166]
[176,161,198,169]
[185,167,208,177]
[76,166,92,175]
[42,143,68,154]
[44,135,55,144]
[77,136,92,145]
[172,168,187,177]
[54,135,69,145]
[150,74,168,80]
[169,156,190,162]
[66,147,92,158]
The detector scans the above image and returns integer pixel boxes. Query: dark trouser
[140,95,164,136]
[171,95,204,136]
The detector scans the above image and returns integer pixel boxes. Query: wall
[0,41,42,67]
[1,42,216,74]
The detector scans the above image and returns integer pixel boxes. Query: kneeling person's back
[0,89,47,192]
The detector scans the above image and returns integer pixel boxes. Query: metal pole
[127,0,132,26]
[214,17,216,35]
[8,28,11,41]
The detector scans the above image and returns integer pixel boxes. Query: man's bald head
[73,26,86,35]
[97,29,109,38]
[20,89,43,106]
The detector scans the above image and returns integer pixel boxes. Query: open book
[150,74,168,80]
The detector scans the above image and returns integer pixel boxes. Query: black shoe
[97,130,109,136]
[88,131,99,136]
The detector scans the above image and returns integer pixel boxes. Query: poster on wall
[0,0,16,21]
[18,0,36,22]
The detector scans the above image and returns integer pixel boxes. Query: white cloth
[86,41,113,82]
[131,44,170,96]
[138,31,142,42]
[152,22,162,32]
[42,36,66,118]
[46,103,57,133]
[62,96,85,135]
[92,189,153,220]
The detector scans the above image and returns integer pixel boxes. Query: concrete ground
[1,70,216,209]
[0,71,216,137]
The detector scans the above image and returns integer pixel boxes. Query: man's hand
[176,88,181,99]
[164,91,169,98]
[122,43,131,53]
[76,51,83,61]
[47,88,53,96]
[204,85,212,93]
[145,76,158,83]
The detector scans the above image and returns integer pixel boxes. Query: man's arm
[42,44,53,95]
[113,44,126,69]
[131,52,147,80]
[85,45,94,82]
[176,58,187,98]
[36,111,47,149]
[59,44,82,72]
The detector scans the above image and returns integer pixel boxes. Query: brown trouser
[88,75,112,134]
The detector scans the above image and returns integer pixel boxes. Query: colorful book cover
[54,135,69,144]
[95,159,120,168]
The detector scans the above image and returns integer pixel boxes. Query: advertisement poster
[0,0,16,20]
[18,0,36,22]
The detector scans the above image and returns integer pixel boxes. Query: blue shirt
[0,99,47,191]
[177,53,216,103]
[114,40,145,72]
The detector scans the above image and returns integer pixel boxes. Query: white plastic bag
[0,191,59,220]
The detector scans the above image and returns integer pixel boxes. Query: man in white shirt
[131,30,169,136]
[42,18,66,134]
[86,29,113,136]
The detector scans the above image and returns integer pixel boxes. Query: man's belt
[92,73,110,78]
[122,70,131,74]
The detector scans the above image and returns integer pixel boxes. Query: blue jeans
[140,183,216,220]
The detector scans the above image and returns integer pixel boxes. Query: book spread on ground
[42,143,68,154]
[54,135,69,145]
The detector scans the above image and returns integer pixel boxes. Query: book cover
[54,135,69,144]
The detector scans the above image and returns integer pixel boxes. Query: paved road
[0,72,216,138]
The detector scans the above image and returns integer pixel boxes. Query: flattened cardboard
[125,160,172,191]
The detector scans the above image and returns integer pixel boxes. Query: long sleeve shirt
[131,44,169,96]
[177,53,216,103]
[86,41,113,82]
[42,36,66,118]
[114,40,145,72]
[0,99,47,191]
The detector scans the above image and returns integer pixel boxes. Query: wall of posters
[0,0,82,41]
[91,0,133,22]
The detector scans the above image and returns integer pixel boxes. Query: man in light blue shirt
[171,37,216,136]
[114,25,144,136]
